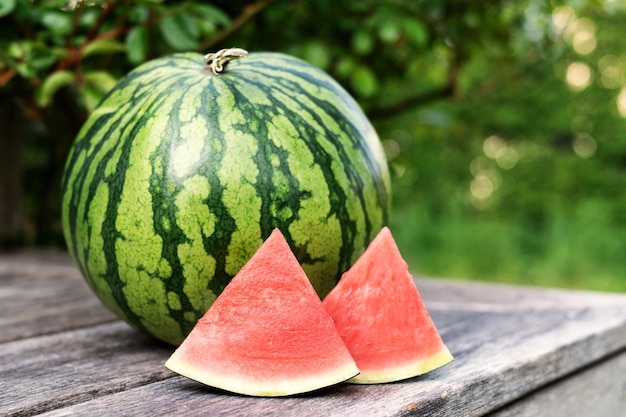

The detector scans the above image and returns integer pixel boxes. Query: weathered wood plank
[0,321,173,417]
[488,350,626,417]
[0,255,116,343]
[37,375,450,417]
[8,278,624,416]
[32,294,626,417]
[1,254,625,416]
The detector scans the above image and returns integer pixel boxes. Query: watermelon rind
[164,229,360,397]
[347,350,454,384]
[164,355,360,397]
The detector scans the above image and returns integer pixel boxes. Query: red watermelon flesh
[164,228,359,397]
[322,226,453,384]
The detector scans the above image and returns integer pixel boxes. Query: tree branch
[365,84,455,120]
[85,0,123,43]
[366,44,465,120]
[200,0,273,51]
[57,0,124,73]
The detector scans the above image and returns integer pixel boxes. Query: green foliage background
[2,0,626,291]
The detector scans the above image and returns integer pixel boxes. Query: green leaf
[335,57,355,77]
[190,3,230,37]
[127,4,150,24]
[16,62,36,79]
[30,46,67,71]
[8,41,29,60]
[41,10,72,35]
[83,71,118,94]
[0,0,16,17]
[36,70,75,107]
[351,66,378,98]
[79,84,104,113]
[126,27,148,64]
[190,3,230,26]
[159,14,200,51]
[196,19,217,37]
[403,19,428,48]
[79,7,100,28]
[81,39,126,58]
[378,21,400,44]
[352,30,374,56]
[303,41,330,70]
[180,12,200,39]
[81,71,118,110]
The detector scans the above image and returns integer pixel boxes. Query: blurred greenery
[1,0,626,292]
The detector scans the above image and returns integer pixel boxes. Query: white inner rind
[165,356,360,397]
[348,349,454,384]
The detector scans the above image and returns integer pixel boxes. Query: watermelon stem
[204,48,248,74]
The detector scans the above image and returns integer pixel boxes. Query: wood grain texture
[1,254,625,416]
[488,350,626,417]
[0,255,117,343]
[0,322,173,416]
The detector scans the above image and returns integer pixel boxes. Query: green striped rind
[61,52,390,345]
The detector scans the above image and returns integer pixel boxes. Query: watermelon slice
[164,228,359,397]
[322,226,453,384]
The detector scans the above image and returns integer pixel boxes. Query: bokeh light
[483,135,506,159]
[573,134,597,158]
[569,17,597,55]
[551,6,576,37]
[598,54,624,89]
[471,174,494,200]
[566,62,593,90]
[495,146,520,170]
[483,136,519,169]
[617,87,626,117]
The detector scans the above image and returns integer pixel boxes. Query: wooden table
[1,252,625,417]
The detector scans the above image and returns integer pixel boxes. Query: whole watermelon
[61,49,390,345]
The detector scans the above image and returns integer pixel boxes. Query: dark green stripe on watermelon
[61,52,390,345]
